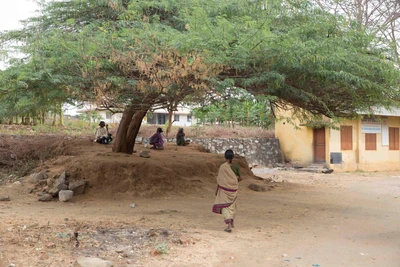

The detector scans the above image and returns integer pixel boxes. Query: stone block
[59,190,73,202]
[38,194,53,202]
[248,183,266,192]
[30,172,47,183]
[68,180,87,196]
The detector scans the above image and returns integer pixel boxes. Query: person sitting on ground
[176,128,187,146]
[149,127,164,150]
[94,121,113,144]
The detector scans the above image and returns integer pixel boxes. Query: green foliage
[192,88,273,128]
[0,0,399,129]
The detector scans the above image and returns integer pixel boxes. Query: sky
[0,0,39,69]
[0,0,39,31]
[0,0,79,115]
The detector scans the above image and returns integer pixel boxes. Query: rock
[115,246,131,254]
[59,190,73,202]
[140,151,150,158]
[76,257,114,267]
[178,236,191,246]
[248,183,266,192]
[48,186,63,197]
[39,252,50,260]
[12,181,22,186]
[48,172,68,196]
[30,171,47,183]
[38,194,53,202]
[45,242,56,249]
[150,248,162,257]
[37,180,47,186]
[56,172,67,187]
[322,169,334,174]
[68,181,87,196]
[0,196,10,201]
[46,178,54,186]
[26,186,35,194]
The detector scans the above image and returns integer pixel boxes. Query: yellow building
[275,108,400,172]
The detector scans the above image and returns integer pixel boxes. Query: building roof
[358,107,400,117]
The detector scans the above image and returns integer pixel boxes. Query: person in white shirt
[94,121,113,144]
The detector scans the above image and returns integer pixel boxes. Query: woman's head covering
[157,127,163,133]
[99,121,106,127]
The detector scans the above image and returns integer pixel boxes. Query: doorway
[313,128,326,163]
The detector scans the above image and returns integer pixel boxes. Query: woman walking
[212,149,240,233]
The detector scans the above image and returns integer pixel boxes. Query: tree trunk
[41,111,45,125]
[59,106,64,126]
[166,109,173,137]
[125,110,147,154]
[52,112,56,126]
[112,107,136,153]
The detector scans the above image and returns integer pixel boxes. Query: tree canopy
[0,0,399,152]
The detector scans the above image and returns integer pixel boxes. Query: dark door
[314,128,326,163]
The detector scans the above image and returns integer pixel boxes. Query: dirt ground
[0,136,399,267]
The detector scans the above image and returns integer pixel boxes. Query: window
[174,115,180,121]
[158,114,167,125]
[187,115,192,122]
[146,113,155,124]
[365,133,377,150]
[340,126,352,150]
[389,127,399,150]
[106,112,111,119]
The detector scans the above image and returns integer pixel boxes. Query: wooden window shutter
[389,127,399,150]
[365,133,377,150]
[340,126,352,150]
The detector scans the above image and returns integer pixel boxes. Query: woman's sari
[212,162,239,224]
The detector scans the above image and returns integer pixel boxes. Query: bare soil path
[0,137,399,267]
[1,171,399,267]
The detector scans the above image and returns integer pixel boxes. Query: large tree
[1,0,399,152]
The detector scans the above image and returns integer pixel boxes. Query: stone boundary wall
[190,138,282,167]
[138,136,282,167]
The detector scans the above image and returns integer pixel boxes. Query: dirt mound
[20,136,253,198]
[0,135,82,177]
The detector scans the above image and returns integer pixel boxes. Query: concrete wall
[275,114,400,172]
[275,120,314,165]
[327,120,359,171]
[328,116,400,172]
[189,138,282,167]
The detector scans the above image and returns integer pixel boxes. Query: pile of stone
[29,171,87,202]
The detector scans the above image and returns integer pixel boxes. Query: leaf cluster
[0,0,399,123]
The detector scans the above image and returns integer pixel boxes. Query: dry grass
[0,120,274,139]
[139,124,274,139]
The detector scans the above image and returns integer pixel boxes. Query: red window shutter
[340,126,352,150]
[365,133,377,150]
